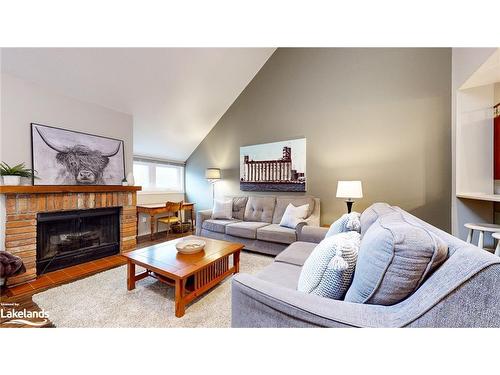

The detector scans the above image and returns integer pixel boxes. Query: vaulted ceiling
[1,48,275,161]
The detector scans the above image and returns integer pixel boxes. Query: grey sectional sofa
[231,203,500,327]
[196,195,320,256]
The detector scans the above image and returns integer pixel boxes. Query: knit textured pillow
[325,212,361,238]
[297,231,360,300]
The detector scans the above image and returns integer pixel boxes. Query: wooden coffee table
[122,236,243,317]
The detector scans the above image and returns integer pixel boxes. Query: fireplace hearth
[37,208,120,275]
[1,186,139,286]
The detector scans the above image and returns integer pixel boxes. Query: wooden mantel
[0,185,142,194]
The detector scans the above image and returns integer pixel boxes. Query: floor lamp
[205,168,221,205]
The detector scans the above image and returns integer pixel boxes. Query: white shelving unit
[456,85,494,197]
[457,193,500,203]
[454,49,500,243]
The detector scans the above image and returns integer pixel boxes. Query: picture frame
[240,138,306,192]
[31,123,126,186]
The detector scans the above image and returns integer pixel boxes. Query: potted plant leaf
[0,162,38,186]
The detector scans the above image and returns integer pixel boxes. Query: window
[133,158,184,193]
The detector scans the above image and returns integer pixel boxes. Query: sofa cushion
[231,196,248,220]
[344,213,448,305]
[256,224,297,244]
[256,262,302,289]
[360,202,397,236]
[272,196,315,224]
[298,231,361,300]
[211,199,233,219]
[326,212,361,237]
[244,196,276,223]
[202,219,241,234]
[275,241,317,266]
[279,203,310,229]
[226,221,270,239]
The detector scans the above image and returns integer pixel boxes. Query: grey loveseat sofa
[196,195,320,256]
[232,203,500,327]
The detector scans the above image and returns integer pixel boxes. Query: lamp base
[345,200,354,213]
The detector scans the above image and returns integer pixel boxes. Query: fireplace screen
[37,208,120,274]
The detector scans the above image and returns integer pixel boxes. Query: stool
[492,232,500,256]
[464,223,500,251]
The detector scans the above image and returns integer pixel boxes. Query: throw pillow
[211,199,233,220]
[344,213,448,305]
[297,231,360,300]
[279,203,310,229]
[359,202,396,237]
[325,212,361,238]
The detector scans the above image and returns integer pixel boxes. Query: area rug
[33,251,273,328]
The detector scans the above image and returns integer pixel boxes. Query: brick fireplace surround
[0,185,141,286]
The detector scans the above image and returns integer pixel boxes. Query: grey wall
[0,73,134,247]
[185,48,452,230]
[0,73,134,175]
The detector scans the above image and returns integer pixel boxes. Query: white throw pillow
[279,203,310,229]
[298,231,360,300]
[211,199,233,219]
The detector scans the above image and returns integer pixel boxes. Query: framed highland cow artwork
[240,138,306,192]
[31,123,125,186]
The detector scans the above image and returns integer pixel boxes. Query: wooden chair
[157,201,182,240]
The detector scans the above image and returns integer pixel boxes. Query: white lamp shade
[336,181,363,199]
[205,168,221,180]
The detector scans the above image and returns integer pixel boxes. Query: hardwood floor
[0,230,193,328]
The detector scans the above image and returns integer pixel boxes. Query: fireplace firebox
[36,208,120,275]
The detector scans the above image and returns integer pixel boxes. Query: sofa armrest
[232,245,500,328]
[394,246,500,327]
[231,273,390,328]
[196,209,212,235]
[303,197,321,227]
[297,225,328,243]
[407,263,500,327]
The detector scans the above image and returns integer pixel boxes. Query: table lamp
[336,180,363,213]
[205,168,221,204]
